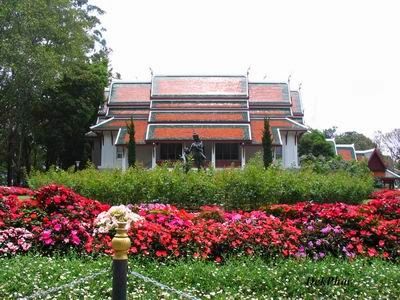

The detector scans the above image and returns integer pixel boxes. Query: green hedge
[28,163,374,209]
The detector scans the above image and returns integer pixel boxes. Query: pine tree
[127,118,136,167]
[262,118,273,169]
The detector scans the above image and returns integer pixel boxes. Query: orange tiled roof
[250,108,291,117]
[251,119,307,144]
[109,83,151,103]
[91,119,148,144]
[290,91,303,116]
[146,124,251,141]
[151,76,248,98]
[151,100,248,109]
[107,109,149,118]
[336,145,356,161]
[248,83,289,103]
[149,111,248,123]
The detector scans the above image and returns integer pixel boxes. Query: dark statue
[182,133,206,171]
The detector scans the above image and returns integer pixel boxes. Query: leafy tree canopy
[335,131,376,150]
[0,0,108,185]
[299,130,335,158]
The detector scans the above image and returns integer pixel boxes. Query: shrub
[28,163,374,209]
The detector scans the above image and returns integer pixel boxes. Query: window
[274,146,282,160]
[160,143,182,160]
[216,143,239,160]
[116,147,124,159]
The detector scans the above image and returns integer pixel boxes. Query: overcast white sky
[92,0,399,139]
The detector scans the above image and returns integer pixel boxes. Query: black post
[112,260,128,300]
[111,222,131,300]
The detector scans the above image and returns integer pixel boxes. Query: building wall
[100,131,122,169]
[99,138,299,169]
[91,139,102,167]
[282,131,298,168]
[245,145,262,163]
[136,145,153,168]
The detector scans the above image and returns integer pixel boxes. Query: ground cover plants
[28,160,374,209]
[1,254,399,299]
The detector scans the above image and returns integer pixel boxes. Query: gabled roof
[290,90,304,116]
[149,111,249,123]
[385,169,400,179]
[250,118,307,145]
[250,108,292,118]
[248,83,290,105]
[90,118,148,144]
[146,124,252,141]
[107,108,149,119]
[336,144,357,161]
[151,76,248,99]
[150,100,248,109]
[109,83,151,104]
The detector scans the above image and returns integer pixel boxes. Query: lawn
[1,254,399,299]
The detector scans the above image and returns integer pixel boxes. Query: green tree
[33,55,109,169]
[127,118,136,167]
[335,131,375,150]
[0,0,106,185]
[262,118,273,169]
[299,130,335,158]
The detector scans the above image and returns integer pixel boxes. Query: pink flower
[71,234,81,245]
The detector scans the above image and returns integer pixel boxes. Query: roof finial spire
[246,65,251,77]
[298,82,302,91]
[288,74,292,84]
[149,67,154,77]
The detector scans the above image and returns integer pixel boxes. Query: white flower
[94,205,144,234]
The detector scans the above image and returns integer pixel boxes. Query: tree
[262,118,273,169]
[375,129,400,168]
[323,126,338,139]
[0,0,107,185]
[299,130,335,158]
[335,131,375,150]
[33,55,109,169]
[127,118,136,167]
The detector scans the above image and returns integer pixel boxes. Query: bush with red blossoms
[0,186,34,196]
[0,185,399,261]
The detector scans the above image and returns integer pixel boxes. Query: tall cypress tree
[262,117,273,169]
[126,118,136,167]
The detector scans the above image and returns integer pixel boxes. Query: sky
[92,0,400,139]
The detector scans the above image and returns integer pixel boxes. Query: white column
[211,142,216,168]
[241,143,246,169]
[151,143,156,169]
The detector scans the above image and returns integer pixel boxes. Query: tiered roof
[91,75,306,145]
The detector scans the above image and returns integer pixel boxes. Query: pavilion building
[87,75,307,169]
[327,139,400,188]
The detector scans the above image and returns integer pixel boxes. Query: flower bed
[0,185,399,261]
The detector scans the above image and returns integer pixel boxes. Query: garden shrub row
[28,163,374,209]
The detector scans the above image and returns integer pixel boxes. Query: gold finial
[111,222,131,260]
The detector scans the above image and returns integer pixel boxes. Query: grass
[0,254,399,299]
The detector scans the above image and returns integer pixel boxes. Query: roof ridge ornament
[246,66,251,77]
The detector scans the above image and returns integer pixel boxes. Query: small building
[328,139,400,188]
[88,75,307,169]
